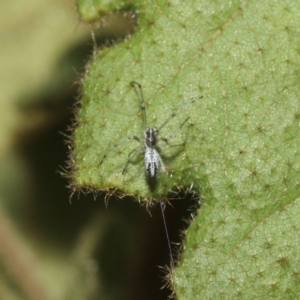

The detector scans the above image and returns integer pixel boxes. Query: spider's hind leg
[122,145,144,175]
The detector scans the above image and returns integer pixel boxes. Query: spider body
[99,81,202,180]
[144,127,165,179]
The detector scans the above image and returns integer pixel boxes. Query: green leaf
[77,0,131,22]
[73,0,300,298]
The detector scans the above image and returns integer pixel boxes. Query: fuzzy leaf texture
[77,0,126,22]
[74,0,300,299]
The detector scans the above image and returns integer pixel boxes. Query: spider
[99,81,203,179]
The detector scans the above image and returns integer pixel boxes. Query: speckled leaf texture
[74,0,300,298]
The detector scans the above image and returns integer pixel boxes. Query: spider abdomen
[144,147,160,178]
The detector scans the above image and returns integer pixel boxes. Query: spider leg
[157,152,166,173]
[99,135,141,167]
[160,116,190,144]
[130,81,147,130]
[157,96,203,132]
[122,145,144,174]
